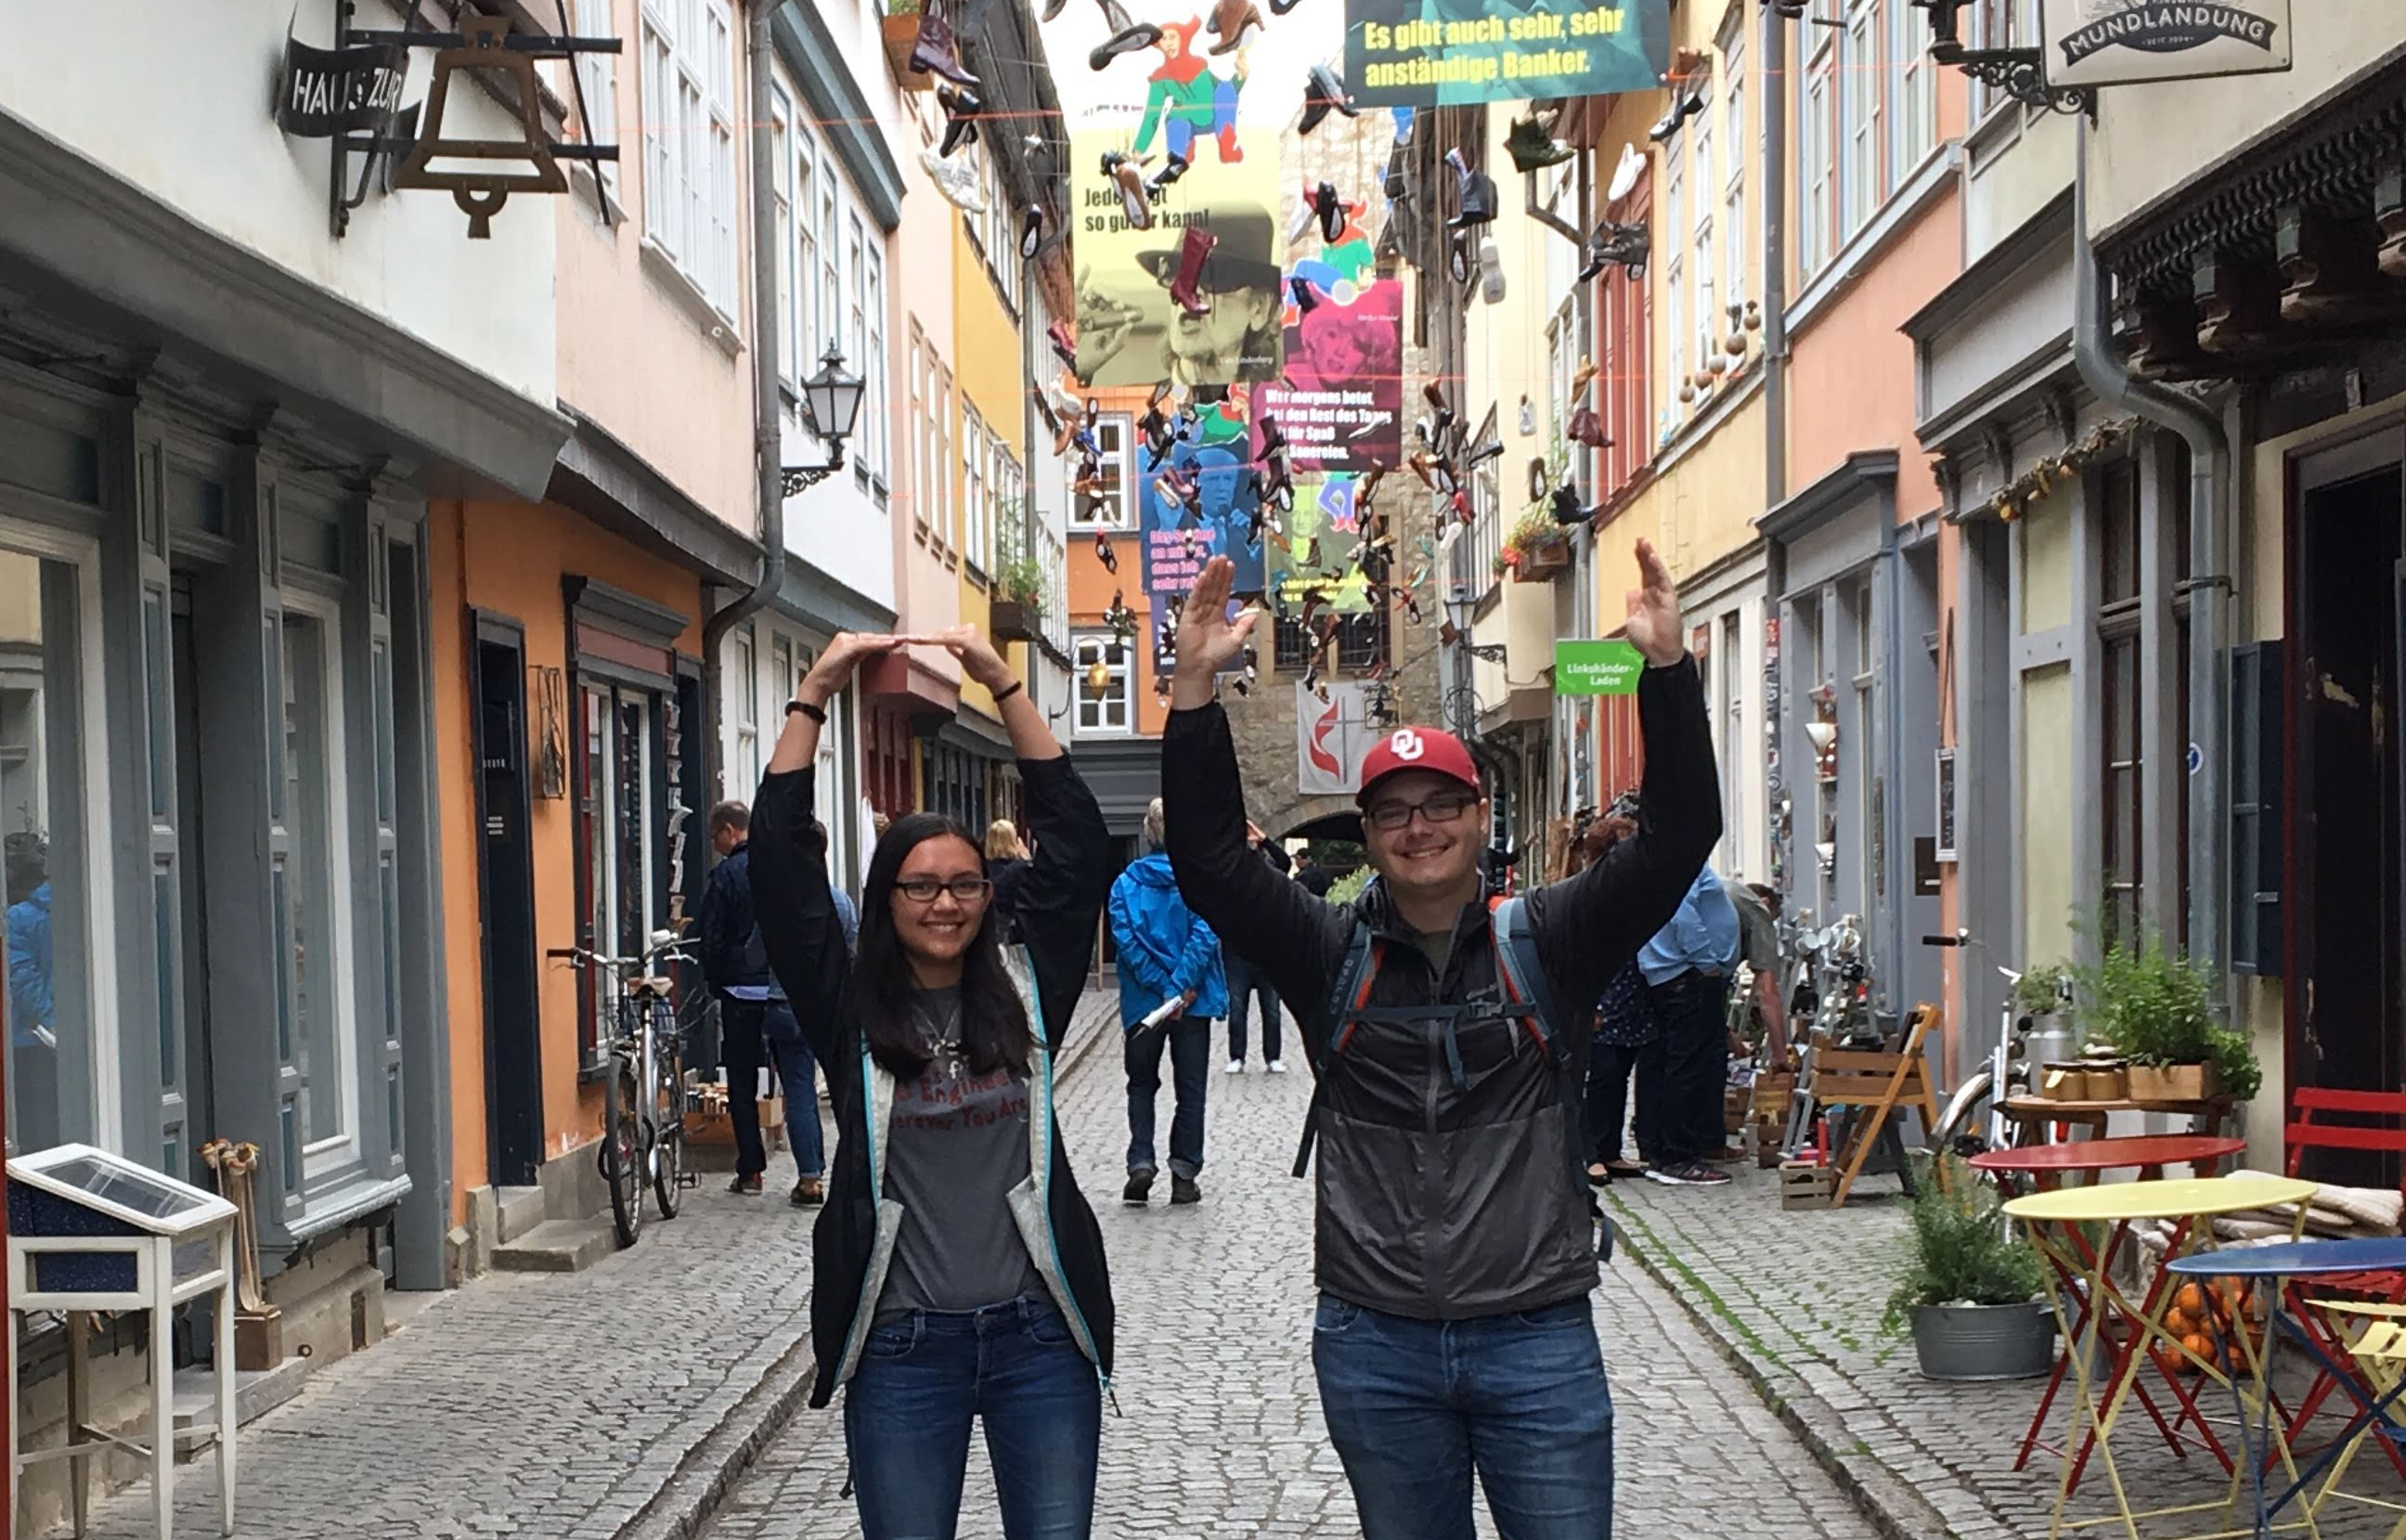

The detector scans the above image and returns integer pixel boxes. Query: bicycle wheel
[652,1009,686,1221]
[601,1059,645,1248]
[1931,1071,1995,1158]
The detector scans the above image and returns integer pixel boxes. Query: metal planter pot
[1910,1301,2056,1381]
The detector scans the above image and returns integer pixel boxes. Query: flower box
[990,598,1041,643]
[881,14,929,91]
[1512,533,1572,582]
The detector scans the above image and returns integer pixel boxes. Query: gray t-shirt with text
[876,986,1045,1320]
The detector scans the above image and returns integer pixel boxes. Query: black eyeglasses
[894,876,994,904]
[1365,792,1481,833]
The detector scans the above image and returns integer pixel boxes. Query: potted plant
[2077,929,2259,1103]
[1505,509,1570,581]
[881,0,927,90]
[1883,1153,2054,1380]
[990,558,1044,643]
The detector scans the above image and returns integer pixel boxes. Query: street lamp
[783,344,869,496]
[1441,584,1507,664]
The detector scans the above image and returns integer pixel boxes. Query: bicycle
[1922,927,2070,1157]
[547,929,704,1247]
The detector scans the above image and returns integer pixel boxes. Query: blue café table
[2167,1236,2406,1538]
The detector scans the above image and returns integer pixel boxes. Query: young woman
[985,818,1034,914]
[748,627,1116,1540]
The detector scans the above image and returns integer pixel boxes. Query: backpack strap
[1490,896,1566,1066]
[1294,921,1379,1180]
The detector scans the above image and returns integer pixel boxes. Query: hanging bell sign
[388,17,575,238]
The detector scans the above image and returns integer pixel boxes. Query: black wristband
[991,678,1025,706]
[786,697,827,724]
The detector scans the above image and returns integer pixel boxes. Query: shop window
[2098,457,2144,942]
[2,542,100,1156]
[577,681,662,1064]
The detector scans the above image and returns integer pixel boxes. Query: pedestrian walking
[1294,847,1337,898]
[697,801,854,1204]
[1637,852,1742,1187]
[748,627,1116,1540]
[1727,878,1786,1061]
[1107,797,1224,1205]
[1158,541,1719,1540]
[1224,820,1290,1074]
[1565,808,1658,1183]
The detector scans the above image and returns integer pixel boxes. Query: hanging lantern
[392,16,567,238]
[1083,658,1111,697]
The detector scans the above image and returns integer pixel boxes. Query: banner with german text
[1342,0,1667,108]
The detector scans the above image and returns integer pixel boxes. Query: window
[2098,458,2143,941]
[1072,633,1132,733]
[1722,17,1747,311]
[771,88,796,385]
[990,443,1024,571]
[1890,0,1934,177]
[1664,136,1686,418]
[1800,24,1834,274]
[865,244,888,487]
[577,682,659,1064]
[731,628,758,788]
[1274,609,1391,674]
[1072,416,1136,529]
[1,539,105,1157]
[572,0,618,200]
[963,406,989,573]
[279,602,356,1171]
[1689,79,1714,401]
[640,0,737,314]
[794,133,819,374]
[1594,161,1651,499]
[934,360,955,549]
[910,328,931,535]
[1840,0,1881,238]
[820,180,842,360]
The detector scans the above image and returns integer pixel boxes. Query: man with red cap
[1159,540,1719,1540]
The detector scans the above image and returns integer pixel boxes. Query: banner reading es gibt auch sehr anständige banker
[1342,0,1666,108]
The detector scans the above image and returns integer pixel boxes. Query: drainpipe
[2071,115,2231,992]
[1760,2,1791,898]
[702,0,790,807]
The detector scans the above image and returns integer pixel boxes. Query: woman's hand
[796,631,906,706]
[921,624,1016,695]
[1170,556,1258,708]
[1623,537,1688,668]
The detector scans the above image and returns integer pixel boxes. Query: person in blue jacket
[1107,796,1226,1207]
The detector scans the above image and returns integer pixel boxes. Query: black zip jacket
[695,842,777,995]
[1162,657,1721,1319]
[749,755,1116,1405]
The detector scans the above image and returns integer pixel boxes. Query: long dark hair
[847,811,1034,1081]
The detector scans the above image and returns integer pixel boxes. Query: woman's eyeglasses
[894,876,994,904]
[1365,792,1480,833]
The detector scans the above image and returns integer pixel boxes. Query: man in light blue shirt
[1636,860,1740,1187]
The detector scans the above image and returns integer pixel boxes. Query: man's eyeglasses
[1365,792,1481,833]
[894,876,994,904]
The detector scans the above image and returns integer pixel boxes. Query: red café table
[1972,1135,2251,1483]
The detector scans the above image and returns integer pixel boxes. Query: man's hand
[1171,555,1259,709]
[1245,819,1266,848]
[1623,537,1687,668]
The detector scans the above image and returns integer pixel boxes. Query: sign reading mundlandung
[1343,0,1666,108]
[2040,0,2291,89]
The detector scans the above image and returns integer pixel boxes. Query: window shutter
[2229,640,2283,976]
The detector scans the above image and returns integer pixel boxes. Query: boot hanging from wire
[910,0,979,89]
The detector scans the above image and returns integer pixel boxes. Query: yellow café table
[2003,1175,2322,1540]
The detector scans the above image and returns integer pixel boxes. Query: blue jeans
[1225,954,1283,1064]
[1313,1294,1614,1540]
[1124,1017,1210,1179]
[844,1298,1101,1540]
[722,999,824,1178]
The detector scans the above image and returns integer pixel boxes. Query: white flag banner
[1297,682,1374,796]
[2039,0,2291,89]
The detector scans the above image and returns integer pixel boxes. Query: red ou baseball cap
[1356,727,1483,807]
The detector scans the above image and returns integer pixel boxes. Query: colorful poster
[1254,276,1403,474]
[1136,417,1266,598]
[1073,103,1287,388]
[1267,474,1375,617]
[1342,0,1667,108]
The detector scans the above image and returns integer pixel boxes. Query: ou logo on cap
[1389,729,1427,761]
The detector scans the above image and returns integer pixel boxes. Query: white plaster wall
[2087,6,2406,239]
[0,0,555,406]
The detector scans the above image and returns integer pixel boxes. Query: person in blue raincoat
[1107,796,1227,1207]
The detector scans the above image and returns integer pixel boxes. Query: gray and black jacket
[1160,657,1720,1319]
[750,757,1115,1406]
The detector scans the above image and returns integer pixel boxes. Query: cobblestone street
[701,1002,1884,1540]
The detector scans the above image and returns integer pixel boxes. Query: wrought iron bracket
[1932,43,2096,120]
[1457,641,1507,664]
[782,446,850,498]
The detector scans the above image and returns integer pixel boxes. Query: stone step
[490,1218,617,1274]
[494,1184,547,1246]
[171,1355,309,1453]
